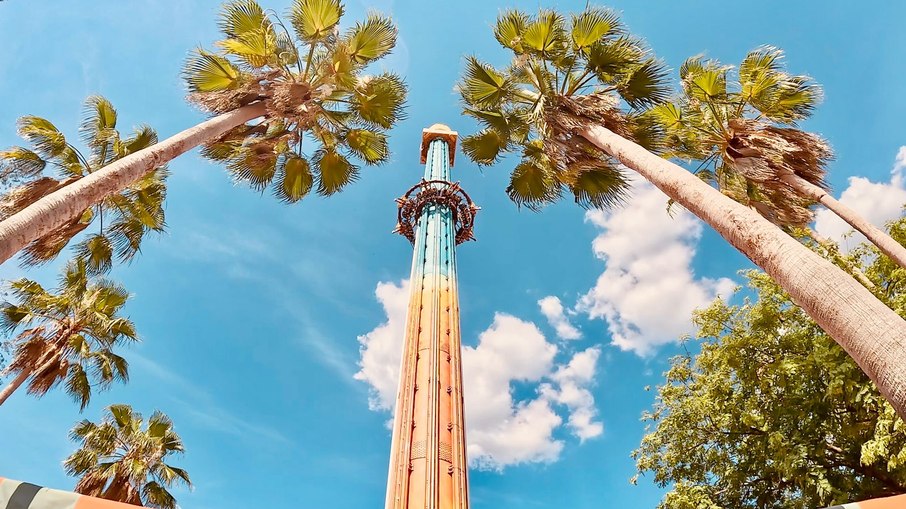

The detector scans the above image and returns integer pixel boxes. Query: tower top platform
[420,123,458,167]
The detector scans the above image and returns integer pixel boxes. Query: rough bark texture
[581,124,906,419]
[781,173,906,270]
[0,103,268,265]
[0,369,30,406]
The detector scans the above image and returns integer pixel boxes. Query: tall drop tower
[386,124,478,509]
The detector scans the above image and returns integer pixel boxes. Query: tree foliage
[65,404,191,509]
[0,258,136,410]
[184,0,407,202]
[649,47,830,227]
[0,96,167,271]
[634,219,906,508]
[456,6,669,210]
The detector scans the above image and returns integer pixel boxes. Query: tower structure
[386,124,478,509]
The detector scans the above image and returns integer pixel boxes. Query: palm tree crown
[457,7,669,209]
[0,258,136,409]
[65,404,191,509]
[650,47,828,227]
[184,0,407,202]
[0,96,167,272]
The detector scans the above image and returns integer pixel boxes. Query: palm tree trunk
[0,349,58,406]
[0,102,267,265]
[0,369,31,406]
[780,173,906,269]
[580,124,906,418]
[807,228,876,289]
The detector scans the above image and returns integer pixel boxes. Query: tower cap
[420,124,458,167]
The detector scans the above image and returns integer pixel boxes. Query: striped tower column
[0,478,139,509]
[385,124,477,509]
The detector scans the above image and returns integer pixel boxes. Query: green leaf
[315,149,357,195]
[345,128,388,164]
[17,116,70,159]
[586,37,642,82]
[227,144,278,191]
[494,9,529,53]
[345,13,397,64]
[571,7,621,51]
[569,165,630,209]
[216,33,277,68]
[618,58,670,107]
[183,49,243,93]
[522,10,566,55]
[79,95,118,151]
[276,155,313,203]
[218,0,270,38]
[460,57,512,108]
[65,363,92,411]
[350,73,407,128]
[506,158,560,210]
[461,129,507,166]
[122,125,158,155]
[75,234,114,275]
[0,147,47,183]
[291,0,343,42]
[680,56,730,100]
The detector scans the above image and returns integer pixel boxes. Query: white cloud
[814,146,906,250]
[539,347,603,441]
[538,296,582,340]
[576,178,735,357]
[355,292,605,471]
[462,314,562,470]
[353,279,410,411]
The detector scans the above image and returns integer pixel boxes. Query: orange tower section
[386,124,477,509]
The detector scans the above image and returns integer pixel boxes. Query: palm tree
[0,258,136,409]
[650,46,906,269]
[0,0,406,264]
[457,7,906,417]
[65,404,191,509]
[0,95,167,273]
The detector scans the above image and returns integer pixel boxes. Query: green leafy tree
[634,219,906,508]
[65,404,191,509]
[456,5,906,418]
[652,47,906,268]
[0,95,167,272]
[0,0,406,264]
[0,258,136,409]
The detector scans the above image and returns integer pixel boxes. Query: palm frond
[522,10,567,56]
[274,155,313,203]
[506,157,561,210]
[680,55,731,101]
[567,164,630,209]
[617,58,670,107]
[494,9,529,53]
[459,56,513,108]
[17,116,71,159]
[350,73,407,128]
[314,148,357,195]
[74,234,114,275]
[461,129,508,166]
[345,128,388,164]
[183,49,245,93]
[290,0,343,43]
[0,147,47,186]
[570,6,621,51]
[79,96,119,165]
[344,13,397,64]
[218,0,270,39]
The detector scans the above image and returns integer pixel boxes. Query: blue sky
[1,1,905,508]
